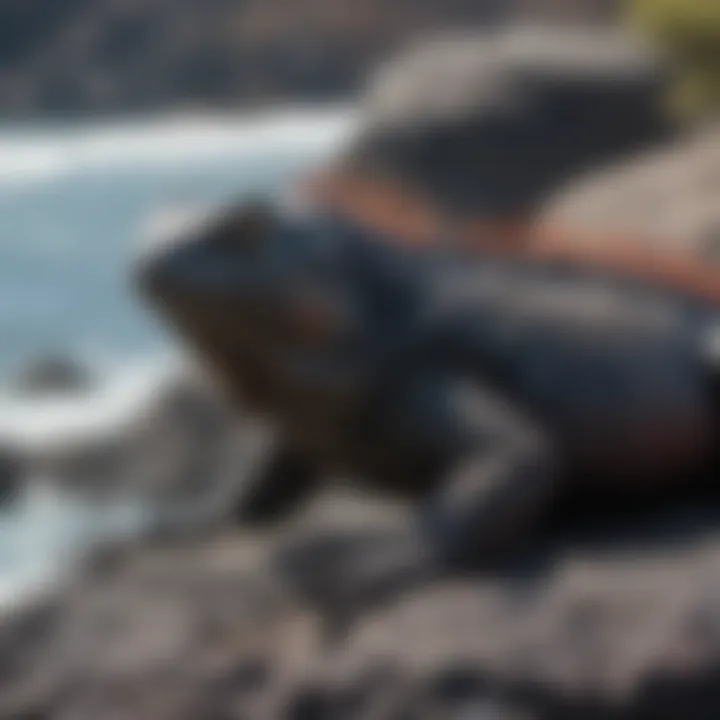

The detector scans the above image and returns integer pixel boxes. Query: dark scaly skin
[133,200,720,601]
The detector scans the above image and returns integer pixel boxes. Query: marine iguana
[133,199,720,602]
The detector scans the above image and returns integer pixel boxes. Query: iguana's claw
[273,526,436,632]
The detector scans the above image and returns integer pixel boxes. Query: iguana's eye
[285,290,347,347]
[212,201,274,253]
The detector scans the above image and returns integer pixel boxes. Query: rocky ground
[3,488,720,719]
[2,355,720,719]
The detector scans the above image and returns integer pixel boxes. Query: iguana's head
[133,199,367,407]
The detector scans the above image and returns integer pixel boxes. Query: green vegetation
[629,0,720,119]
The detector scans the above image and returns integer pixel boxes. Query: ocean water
[0,108,355,368]
[0,107,356,605]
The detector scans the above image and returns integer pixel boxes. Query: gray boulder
[344,25,673,218]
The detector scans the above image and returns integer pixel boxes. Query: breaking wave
[0,106,357,187]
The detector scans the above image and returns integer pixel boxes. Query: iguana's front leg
[275,378,557,625]
[418,380,558,570]
[233,439,321,526]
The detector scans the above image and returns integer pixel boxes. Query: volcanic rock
[343,25,673,218]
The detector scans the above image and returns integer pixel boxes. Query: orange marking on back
[304,170,720,306]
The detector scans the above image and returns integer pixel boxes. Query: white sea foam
[0,106,358,187]
[0,476,153,611]
[0,353,177,453]
[0,354,179,609]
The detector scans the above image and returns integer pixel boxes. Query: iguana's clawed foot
[273,525,437,635]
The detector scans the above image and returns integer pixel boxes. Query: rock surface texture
[541,124,720,257]
[2,493,720,719]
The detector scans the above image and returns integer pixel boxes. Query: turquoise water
[0,109,353,368]
[0,108,355,603]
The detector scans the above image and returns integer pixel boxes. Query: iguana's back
[417,250,716,481]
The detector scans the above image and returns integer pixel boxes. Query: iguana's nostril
[132,230,198,301]
[132,204,217,297]
[132,247,173,298]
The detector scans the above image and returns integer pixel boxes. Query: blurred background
[0,1,718,718]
